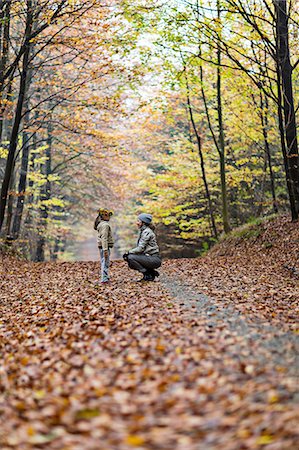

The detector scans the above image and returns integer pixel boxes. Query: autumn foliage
[1,1,299,259]
[0,215,298,449]
[1,2,298,448]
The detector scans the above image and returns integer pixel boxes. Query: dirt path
[0,259,298,449]
[161,273,299,379]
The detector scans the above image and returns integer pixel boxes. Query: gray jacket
[129,225,160,255]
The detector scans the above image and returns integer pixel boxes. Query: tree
[214,0,299,219]
[0,0,100,233]
[274,0,299,220]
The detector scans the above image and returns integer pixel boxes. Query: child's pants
[99,249,110,282]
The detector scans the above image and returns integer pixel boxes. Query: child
[94,208,114,284]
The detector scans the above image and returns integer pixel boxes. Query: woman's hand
[104,250,109,259]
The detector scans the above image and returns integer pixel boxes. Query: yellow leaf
[0,146,8,158]
[27,426,35,437]
[15,401,26,411]
[171,374,180,382]
[126,435,145,446]
[269,394,279,403]
[237,429,251,438]
[95,388,107,397]
[34,390,46,400]
[75,408,100,420]
[256,435,274,445]
[267,390,279,404]
[156,344,165,352]
[20,356,29,365]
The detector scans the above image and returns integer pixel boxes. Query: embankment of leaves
[164,214,299,330]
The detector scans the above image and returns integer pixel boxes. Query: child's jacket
[97,220,114,250]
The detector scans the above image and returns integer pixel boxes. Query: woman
[123,213,161,281]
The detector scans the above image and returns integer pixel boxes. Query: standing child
[94,208,114,284]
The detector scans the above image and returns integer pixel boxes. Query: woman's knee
[127,254,136,269]
[127,254,133,263]
[153,258,162,269]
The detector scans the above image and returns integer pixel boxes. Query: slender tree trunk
[0,2,32,231]
[0,0,10,141]
[183,66,218,239]
[1,75,13,142]
[35,114,52,261]
[24,110,38,260]
[27,103,39,206]
[217,0,230,233]
[257,155,268,216]
[5,168,14,237]
[11,105,31,238]
[260,91,278,213]
[276,62,294,213]
[275,0,299,220]
[199,55,230,234]
[50,237,60,261]
[11,48,33,239]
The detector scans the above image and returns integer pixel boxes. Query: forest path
[160,272,299,378]
[0,258,298,449]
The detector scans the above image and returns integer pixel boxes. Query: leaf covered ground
[164,215,299,331]
[0,216,298,449]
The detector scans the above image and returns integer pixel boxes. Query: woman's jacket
[129,225,159,255]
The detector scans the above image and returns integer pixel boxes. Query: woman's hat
[98,208,113,216]
[138,213,152,224]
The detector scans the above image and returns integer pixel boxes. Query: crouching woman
[123,213,161,281]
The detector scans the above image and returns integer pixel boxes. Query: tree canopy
[0,0,298,259]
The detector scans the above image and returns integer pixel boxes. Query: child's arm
[102,224,110,259]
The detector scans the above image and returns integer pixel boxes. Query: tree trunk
[11,50,33,239]
[0,2,32,231]
[257,154,268,217]
[24,110,38,260]
[4,168,15,238]
[260,91,278,214]
[50,237,60,261]
[275,0,299,220]
[217,0,230,233]
[0,0,10,141]
[11,106,31,238]
[35,115,52,262]
[183,66,218,239]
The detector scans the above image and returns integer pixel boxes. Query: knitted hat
[98,208,113,216]
[138,213,152,224]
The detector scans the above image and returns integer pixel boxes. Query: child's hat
[98,208,113,216]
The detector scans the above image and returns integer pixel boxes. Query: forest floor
[0,216,298,450]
